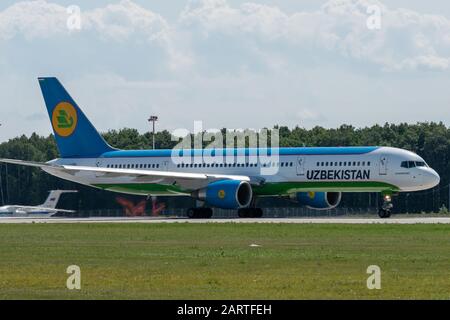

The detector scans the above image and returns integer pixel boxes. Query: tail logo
[52,102,78,137]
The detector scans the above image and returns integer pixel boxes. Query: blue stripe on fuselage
[99,147,379,158]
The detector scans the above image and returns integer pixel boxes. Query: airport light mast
[148,115,158,149]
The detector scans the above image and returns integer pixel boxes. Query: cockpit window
[401,161,427,168]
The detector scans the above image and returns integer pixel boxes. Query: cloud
[0,0,67,40]
[180,0,450,71]
[84,0,170,43]
[0,0,169,41]
[1,0,450,142]
[2,0,450,71]
[0,0,194,71]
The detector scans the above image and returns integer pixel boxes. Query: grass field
[0,223,448,299]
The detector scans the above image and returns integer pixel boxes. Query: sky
[1,0,450,142]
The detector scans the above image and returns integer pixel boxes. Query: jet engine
[295,192,342,210]
[192,180,253,209]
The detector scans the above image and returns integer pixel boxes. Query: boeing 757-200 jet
[0,78,440,218]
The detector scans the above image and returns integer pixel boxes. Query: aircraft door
[296,157,306,176]
[379,155,388,175]
[95,159,104,177]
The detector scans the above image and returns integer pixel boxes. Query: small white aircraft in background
[0,190,78,217]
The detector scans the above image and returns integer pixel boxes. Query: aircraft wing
[0,158,253,192]
[0,205,75,214]
[7,205,76,213]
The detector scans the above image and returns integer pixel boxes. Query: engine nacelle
[295,192,342,210]
[192,180,253,209]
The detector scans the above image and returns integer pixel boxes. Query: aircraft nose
[423,168,440,189]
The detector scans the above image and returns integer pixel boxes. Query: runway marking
[0,217,449,224]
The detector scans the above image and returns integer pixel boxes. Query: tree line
[0,122,449,213]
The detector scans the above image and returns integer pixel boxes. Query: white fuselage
[0,206,59,217]
[43,146,440,196]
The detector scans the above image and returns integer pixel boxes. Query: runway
[0,216,449,224]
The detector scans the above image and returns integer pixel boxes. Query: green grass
[0,223,448,299]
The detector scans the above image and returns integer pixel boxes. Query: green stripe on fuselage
[93,181,399,196]
[253,181,399,195]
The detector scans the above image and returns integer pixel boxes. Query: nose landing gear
[378,194,393,218]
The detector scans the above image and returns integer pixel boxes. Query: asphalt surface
[0,216,449,224]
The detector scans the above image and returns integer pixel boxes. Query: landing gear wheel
[238,208,263,218]
[187,208,196,219]
[378,209,391,219]
[253,208,263,218]
[187,208,213,219]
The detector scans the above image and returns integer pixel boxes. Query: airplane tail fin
[40,190,78,208]
[38,77,116,158]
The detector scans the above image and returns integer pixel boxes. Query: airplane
[0,190,78,217]
[0,77,440,219]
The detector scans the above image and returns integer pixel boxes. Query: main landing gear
[378,194,393,219]
[186,207,213,219]
[237,208,264,218]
